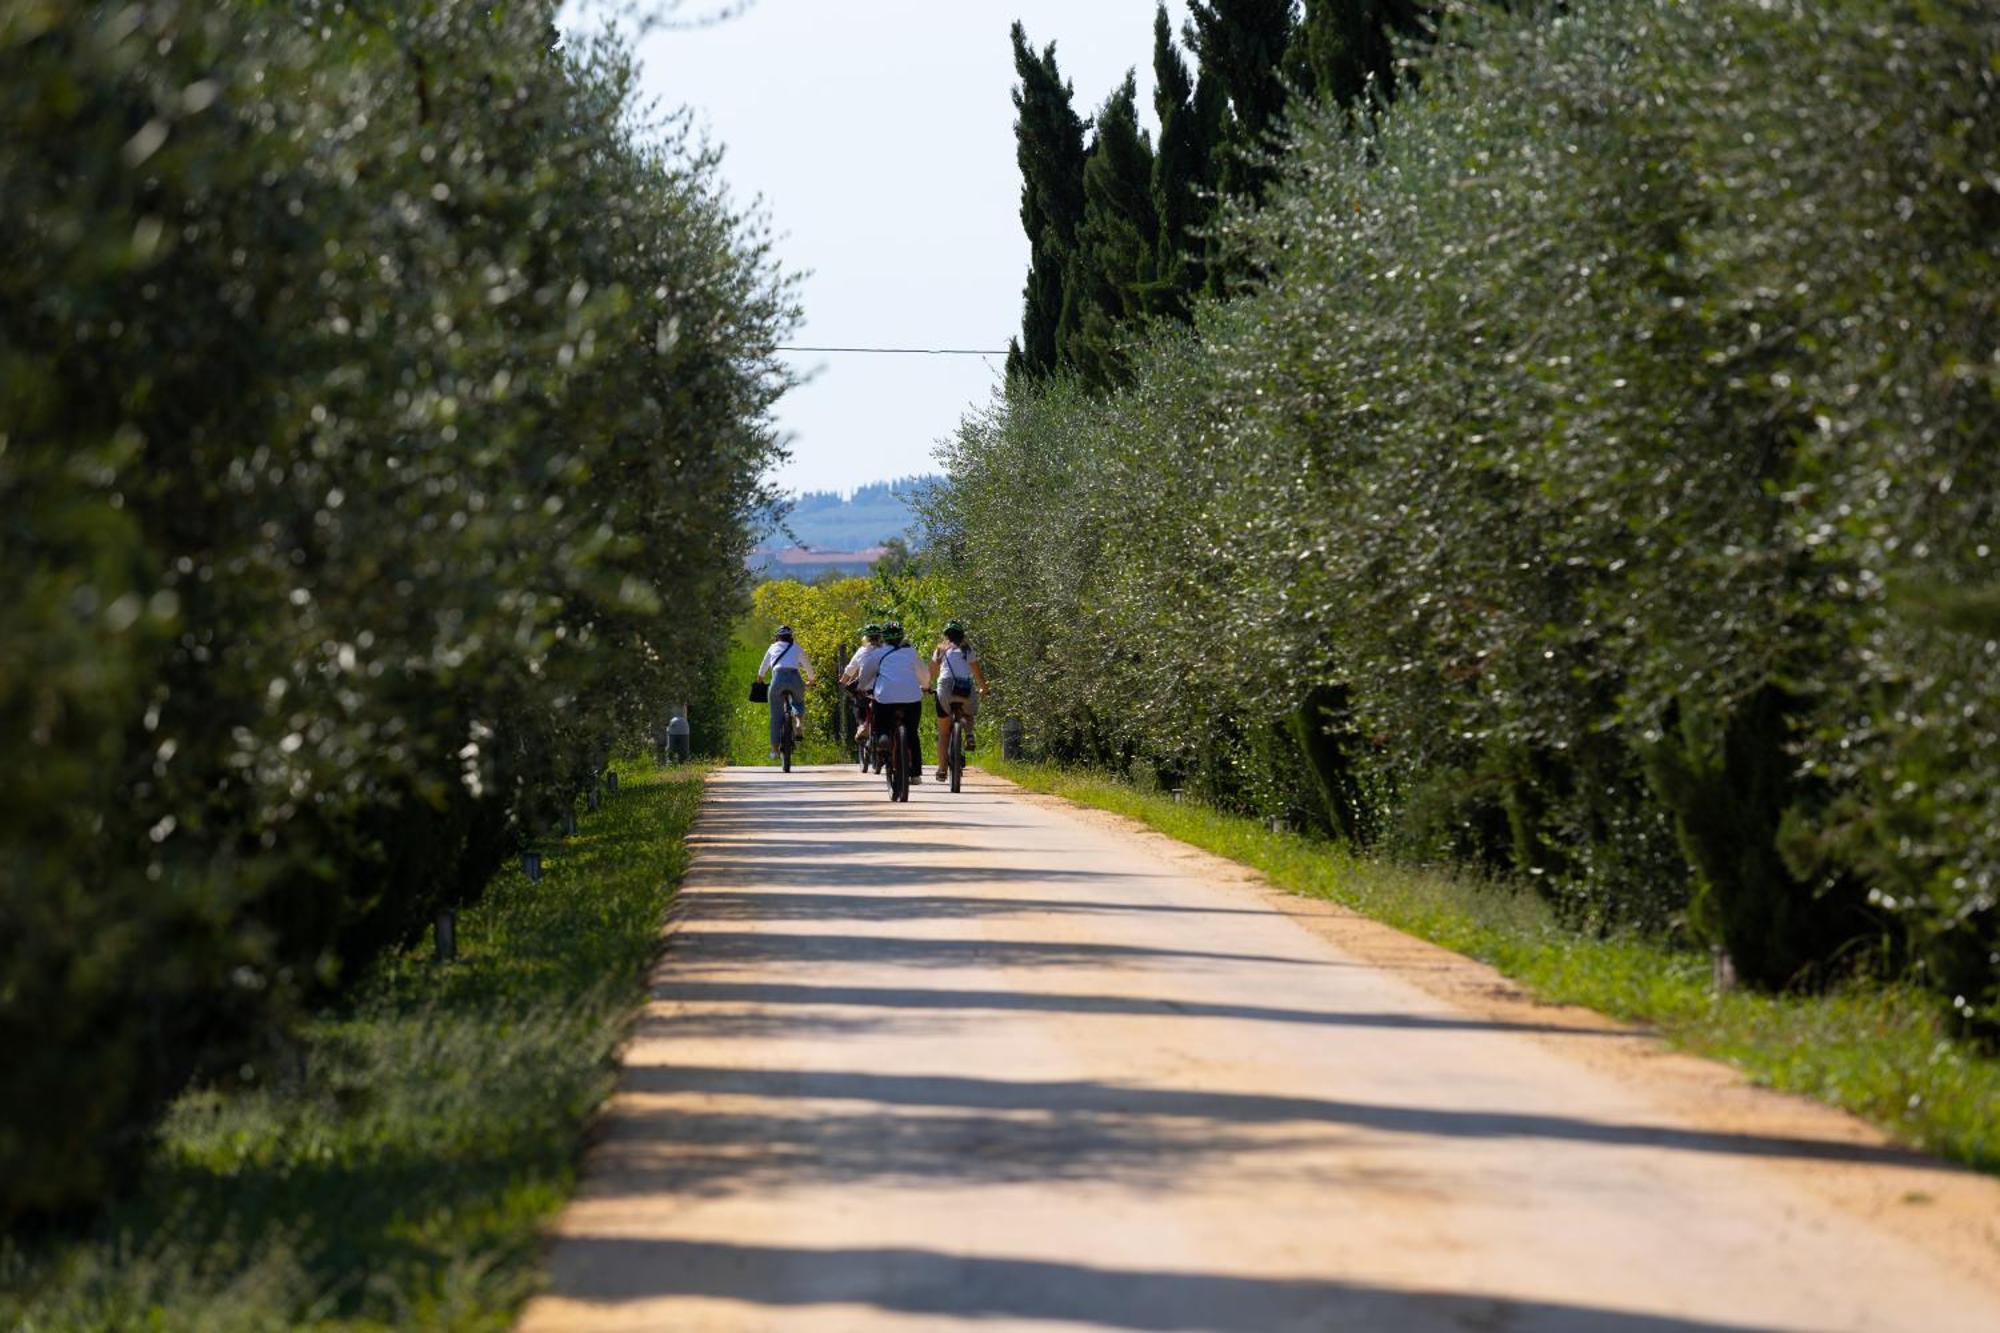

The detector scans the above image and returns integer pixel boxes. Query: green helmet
[862,622,883,639]
[943,618,967,643]
[882,621,905,645]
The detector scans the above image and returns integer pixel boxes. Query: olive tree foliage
[0,0,794,1223]
[926,0,1998,1024]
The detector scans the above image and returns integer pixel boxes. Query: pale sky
[624,0,1192,497]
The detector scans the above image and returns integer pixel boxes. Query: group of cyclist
[755,618,989,785]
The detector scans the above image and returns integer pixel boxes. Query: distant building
[748,545,887,582]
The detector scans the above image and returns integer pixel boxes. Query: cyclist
[931,619,989,782]
[839,623,885,743]
[756,625,816,762]
[867,621,929,783]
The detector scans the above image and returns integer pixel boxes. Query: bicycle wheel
[949,716,965,793]
[780,702,795,773]
[892,728,910,802]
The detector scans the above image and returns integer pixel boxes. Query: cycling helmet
[882,622,905,645]
[943,618,966,644]
[775,625,794,642]
[862,622,883,639]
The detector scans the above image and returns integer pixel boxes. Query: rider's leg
[934,690,952,778]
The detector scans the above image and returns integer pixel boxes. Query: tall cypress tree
[1288,0,1432,113]
[1186,0,1297,207]
[1150,5,1214,321]
[1006,23,1088,380]
[1064,73,1160,388]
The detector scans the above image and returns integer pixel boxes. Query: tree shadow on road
[612,1064,1926,1171]
[642,979,1625,1039]
[683,890,1272,922]
[685,860,1162,888]
[665,929,1332,972]
[541,1237,1777,1332]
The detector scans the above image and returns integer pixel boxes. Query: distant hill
[756,476,932,555]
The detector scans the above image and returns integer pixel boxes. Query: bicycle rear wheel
[948,716,964,793]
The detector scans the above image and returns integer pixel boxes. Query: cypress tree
[1150,5,1214,321]
[1186,0,1297,206]
[1007,23,1088,380]
[1065,74,1161,388]
[1289,0,1432,113]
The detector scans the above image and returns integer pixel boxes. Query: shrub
[926,0,1999,1022]
[0,1,792,1224]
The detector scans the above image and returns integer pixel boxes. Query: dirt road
[519,765,2000,1332]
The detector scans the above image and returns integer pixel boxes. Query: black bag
[748,680,769,704]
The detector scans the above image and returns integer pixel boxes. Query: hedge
[925,0,1999,1027]
[0,0,792,1225]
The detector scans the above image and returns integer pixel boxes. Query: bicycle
[777,686,801,773]
[852,692,877,774]
[934,689,971,794]
[876,708,911,802]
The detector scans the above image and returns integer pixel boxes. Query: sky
[622,0,1191,497]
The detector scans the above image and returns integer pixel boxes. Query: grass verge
[977,755,1999,1174]
[0,759,706,1332]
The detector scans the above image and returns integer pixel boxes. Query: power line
[776,345,1007,356]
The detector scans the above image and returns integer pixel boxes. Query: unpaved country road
[519,766,2000,1332]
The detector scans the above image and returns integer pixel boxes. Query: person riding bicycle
[866,621,929,781]
[756,625,816,761]
[839,623,885,743]
[931,619,989,782]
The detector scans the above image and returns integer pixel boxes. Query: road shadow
[686,860,1158,888]
[694,817,1036,836]
[688,839,975,858]
[542,1238,1773,1332]
[584,1099,1327,1198]
[616,1065,1923,1170]
[644,979,1622,1039]
[667,929,1332,972]
[685,890,1275,922]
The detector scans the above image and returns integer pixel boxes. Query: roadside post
[1001,717,1023,761]
[667,706,691,762]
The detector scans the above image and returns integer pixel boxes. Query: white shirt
[842,644,879,682]
[759,639,813,680]
[867,644,926,705]
[932,642,979,693]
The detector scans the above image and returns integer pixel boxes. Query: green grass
[0,760,707,1332]
[723,624,853,768]
[978,755,2000,1174]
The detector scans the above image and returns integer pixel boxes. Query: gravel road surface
[519,765,2000,1332]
